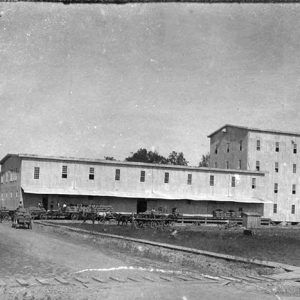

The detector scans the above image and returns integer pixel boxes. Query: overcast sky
[1,3,300,166]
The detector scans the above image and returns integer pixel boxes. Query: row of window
[0,171,18,184]
[36,162,298,178]
[33,167,257,189]
[34,166,96,180]
[215,140,298,154]
[255,161,297,173]
[0,191,18,200]
[262,140,297,153]
[273,204,296,214]
[213,160,297,173]
[273,183,297,195]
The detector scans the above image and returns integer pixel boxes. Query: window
[16,191,18,198]
[214,162,218,168]
[256,161,260,171]
[293,164,297,174]
[293,143,297,154]
[274,183,278,194]
[187,173,192,185]
[164,172,169,184]
[10,192,12,199]
[115,169,120,181]
[239,140,243,151]
[210,175,214,186]
[256,140,261,151]
[89,167,94,180]
[273,204,277,214]
[238,160,242,169]
[275,162,279,173]
[62,165,67,179]
[140,170,145,182]
[252,178,256,189]
[291,205,295,214]
[275,142,279,152]
[292,184,296,195]
[231,176,236,187]
[226,161,229,169]
[0,175,3,184]
[215,146,218,154]
[226,143,230,153]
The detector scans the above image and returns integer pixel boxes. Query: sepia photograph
[0,1,299,299]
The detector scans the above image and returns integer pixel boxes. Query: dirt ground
[58,222,300,267]
[0,221,300,300]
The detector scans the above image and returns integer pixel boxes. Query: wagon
[28,206,46,220]
[96,206,115,223]
[0,208,12,223]
[12,208,32,229]
[63,205,82,220]
[133,209,180,229]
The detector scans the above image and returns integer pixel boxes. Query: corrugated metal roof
[0,153,265,176]
[207,124,300,138]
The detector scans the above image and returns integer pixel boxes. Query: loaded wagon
[133,208,181,229]
[12,208,32,229]
[0,207,13,223]
[28,206,46,220]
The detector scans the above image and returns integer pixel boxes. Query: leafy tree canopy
[198,153,210,167]
[167,151,188,166]
[126,148,188,166]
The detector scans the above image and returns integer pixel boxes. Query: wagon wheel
[3,214,10,222]
[71,213,79,220]
[150,221,158,229]
[138,220,145,228]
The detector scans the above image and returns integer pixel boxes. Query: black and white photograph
[0,1,299,299]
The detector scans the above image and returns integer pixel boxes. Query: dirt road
[0,222,289,299]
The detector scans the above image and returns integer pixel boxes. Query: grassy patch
[57,222,300,267]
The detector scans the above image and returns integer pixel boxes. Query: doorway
[42,196,48,210]
[137,199,147,213]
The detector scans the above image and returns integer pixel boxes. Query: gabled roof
[0,153,265,176]
[207,124,300,138]
[0,153,20,165]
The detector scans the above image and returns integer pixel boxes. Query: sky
[1,3,300,166]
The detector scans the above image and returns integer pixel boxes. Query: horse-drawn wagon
[132,208,180,229]
[12,208,32,229]
[0,207,12,223]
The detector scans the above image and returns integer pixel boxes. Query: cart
[12,208,32,229]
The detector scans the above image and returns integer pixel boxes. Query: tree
[198,153,210,167]
[147,151,169,164]
[125,148,168,164]
[125,148,188,166]
[167,151,188,166]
